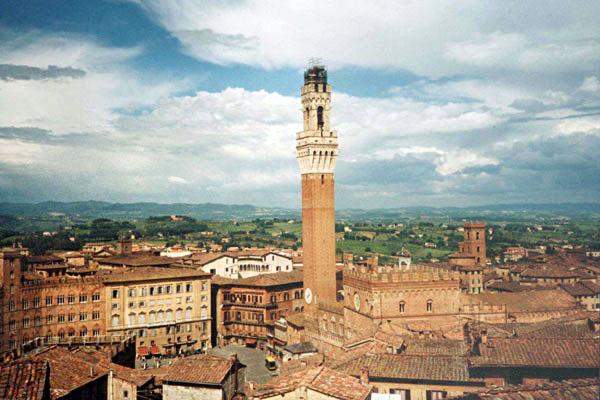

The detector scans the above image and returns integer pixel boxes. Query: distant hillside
[0,201,597,221]
[0,201,299,220]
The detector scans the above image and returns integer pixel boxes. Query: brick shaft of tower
[296,64,338,314]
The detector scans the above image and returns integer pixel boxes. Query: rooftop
[452,378,600,399]
[464,289,580,313]
[253,365,371,400]
[98,255,174,267]
[470,338,600,368]
[402,338,468,357]
[0,361,48,400]
[283,341,318,354]
[164,354,241,386]
[213,270,303,288]
[337,353,477,383]
[101,266,210,283]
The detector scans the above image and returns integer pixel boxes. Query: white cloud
[168,176,189,184]
[579,76,600,92]
[132,1,600,77]
[434,150,498,176]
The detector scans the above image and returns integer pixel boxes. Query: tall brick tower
[296,63,338,316]
[463,221,486,266]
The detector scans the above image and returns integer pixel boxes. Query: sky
[0,0,598,209]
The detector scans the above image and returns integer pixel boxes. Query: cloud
[131,0,600,78]
[168,176,189,184]
[579,76,600,92]
[0,64,85,80]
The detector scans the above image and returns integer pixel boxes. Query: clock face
[354,292,361,311]
[305,288,313,305]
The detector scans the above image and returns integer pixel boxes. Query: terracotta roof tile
[0,361,48,400]
[337,353,477,383]
[451,378,600,399]
[254,366,371,400]
[402,338,468,357]
[164,354,237,385]
[470,338,600,368]
[99,255,174,267]
[101,266,210,283]
[465,289,580,313]
[212,270,302,287]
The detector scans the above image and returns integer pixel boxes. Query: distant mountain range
[0,201,598,220]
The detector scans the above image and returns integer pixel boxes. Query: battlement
[461,302,505,314]
[464,221,486,228]
[317,299,344,315]
[344,264,459,283]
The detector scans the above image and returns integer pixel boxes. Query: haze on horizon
[0,1,598,209]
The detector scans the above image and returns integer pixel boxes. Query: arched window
[426,300,433,313]
[284,292,290,301]
[138,313,146,324]
[200,306,207,318]
[157,311,164,322]
[149,311,155,324]
[476,232,480,240]
[176,309,182,321]
[166,309,173,321]
[317,106,324,129]
[129,313,136,326]
[112,315,120,327]
[399,301,405,313]
[79,327,87,337]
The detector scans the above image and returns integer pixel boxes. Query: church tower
[296,63,338,316]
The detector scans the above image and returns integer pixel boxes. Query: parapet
[464,221,486,228]
[344,263,459,284]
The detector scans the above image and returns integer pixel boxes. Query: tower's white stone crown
[296,68,339,175]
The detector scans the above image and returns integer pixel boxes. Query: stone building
[0,249,108,360]
[183,249,293,279]
[449,221,487,267]
[212,271,303,348]
[163,354,245,400]
[102,266,212,356]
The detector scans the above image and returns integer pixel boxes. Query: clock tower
[296,62,338,317]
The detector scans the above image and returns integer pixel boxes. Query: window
[112,289,120,299]
[129,314,136,326]
[149,312,155,324]
[68,294,75,304]
[80,313,87,321]
[390,389,411,400]
[186,296,192,303]
[58,314,65,323]
[476,232,480,240]
[426,300,433,313]
[80,328,87,337]
[166,285,172,294]
[176,284,182,293]
[399,301,405,313]
[9,320,15,331]
[68,314,75,322]
[186,283,192,292]
[166,310,172,321]
[93,329,101,336]
[23,300,29,310]
[9,271,14,279]
[201,281,207,291]
[23,318,30,328]
[112,304,120,310]
[46,297,53,306]
[157,286,163,295]
[201,295,207,302]
[129,302,136,308]
[34,298,41,308]
[79,294,87,303]
[9,284,14,295]
[426,390,447,400]
[157,311,164,322]
[176,309,182,321]
[124,390,129,399]
[92,292,100,302]
[112,315,120,327]
[187,308,193,319]
[93,312,100,320]
[140,287,147,296]
[47,315,54,324]
[9,301,15,311]
[128,288,136,297]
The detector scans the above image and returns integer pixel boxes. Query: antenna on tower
[308,57,324,68]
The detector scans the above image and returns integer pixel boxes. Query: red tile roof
[451,378,600,399]
[470,338,600,368]
[213,270,303,287]
[0,361,48,400]
[401,338,468,357]
[101,266,210,283]
[164,354,237,385]
[336,353,478,383]
[253,366,371,400]
[98,255,174,267]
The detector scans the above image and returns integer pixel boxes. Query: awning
[272,338,286,346]
[150,345,161,355]
[138,347,150,357]
[245,338,257,345]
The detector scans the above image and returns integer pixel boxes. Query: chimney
[359,367,369,385]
